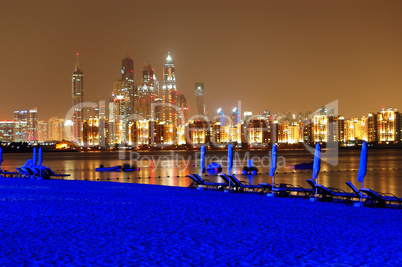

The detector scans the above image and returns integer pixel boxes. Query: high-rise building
[13,110,28,142]
[72,53,84,144]
[377,107,400,144]
[195,83,206,116]
[109,56,135,146]
[177,93,188,126]
[37,120,47,142]
[27,108,38,142]
[13,109,38,142]
[216,108,225,125]
[312,114,327,143]
[120,56,135,116]
[0,121,14,142]
[186,120,211,146]
[161,52,178,124]
[139,63,157,120]
[367,113,377,143]
[245,119,270,147]
[231,107,240,125]
[48,117,65,141]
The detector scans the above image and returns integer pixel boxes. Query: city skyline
[1,1,402,121]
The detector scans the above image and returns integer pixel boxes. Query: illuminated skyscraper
[139,63,156,120]
[142,63,154,87]
[377,107,400,143]
[48,117,65,141]
[120,56,135,115]
[195,83,206,116]
[216,108,225,125]
[161,52,178,124]
[27,108,38,141]
[72,53,84,143]
[177,93,188,126]
[231,107,240,125]
[13,110,28,142]
[109,56,135,145]
[0,121,14,142]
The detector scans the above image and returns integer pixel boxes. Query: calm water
[2,148,402,197]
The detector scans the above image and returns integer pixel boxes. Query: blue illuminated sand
[0,178,401,266]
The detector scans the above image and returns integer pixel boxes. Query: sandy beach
[0,177,401,266]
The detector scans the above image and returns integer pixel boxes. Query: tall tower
[120,56,135,116]
[162,52,178,124]
[139,63,156,120]
[72,53,84,143]
[162,52,176,90]
[231,107,240,125]
[195,82,205,116]
[142,63,154,87]
[27,108,38,141]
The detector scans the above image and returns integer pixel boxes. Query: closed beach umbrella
[228,144,233,175]
[357,142,368,204]
[200,146,206,176]
[38,147,43,179]
[33,147,37,167]
[312,143,321,198]
[269,144,277,193]
[38,147,43,166]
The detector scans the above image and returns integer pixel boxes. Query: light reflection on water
[1,149,402,196]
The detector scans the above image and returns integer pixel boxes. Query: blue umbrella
[38,147,43,179]
[228,144,233,175]
[38,147,43,166]
[312,143,321,198]
[33,147,37,167]
[200,146,206,176]
[269,144,277,194]
[357,142,368,205]
[0,147,2,168]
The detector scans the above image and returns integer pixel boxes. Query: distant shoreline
[2,146,402,153]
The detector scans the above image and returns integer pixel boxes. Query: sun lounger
[188,174,204,189]
[192,173,227,189]
[225,174,264,193]
[16,167,35,178]
[0,169,19,177]
[278,183,313,198]
[44,167,70,179]
[314,184,355,203]
[360,188,402,209]
[345,181,368,203]
[188,174,225,190]
[258,183,289,196]
[306,179,354,203]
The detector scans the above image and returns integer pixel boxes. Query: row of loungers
[187,174,402,209]
[9,167,70,179]
[188,174,312,198]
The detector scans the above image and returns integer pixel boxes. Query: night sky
[1,0,402,121]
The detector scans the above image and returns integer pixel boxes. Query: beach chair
[45,168,70,179]
[345,181,368,203]
[193,173,227,190]
[360,188,402,209]
[188,174,203,189]
[279,183,312,198]
[258,183,289,196]
[187,174,225,190]
[306,179,354,203]
[0,169,19,177]
[314,184,355,203]
[225,174,264,193]
[16,167,35,178]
